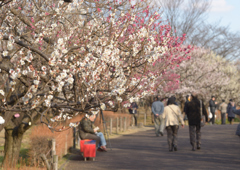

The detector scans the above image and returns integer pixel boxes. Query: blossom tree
[172,48,240,107]
[0,0,192,166]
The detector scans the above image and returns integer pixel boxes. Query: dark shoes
[97,146,107,152]
[169,144,177,152]
[197,145,201,150]
[156,132,163,137]
[97,148,103,152]
[100,146,107,152]
[192,144,196,151]
[173,145,177,151]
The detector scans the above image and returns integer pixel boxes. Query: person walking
[209,96,217,125]
[162,97,184,152]
[186,93,208,151]
[227,99,235,125]
[129,100,138,126]
[151,96,165,136]
[219,99,227,125]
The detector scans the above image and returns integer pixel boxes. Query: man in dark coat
[186,93,208,151]
[209,96,217,124]
[78,112,107,151]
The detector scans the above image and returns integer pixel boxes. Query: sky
[207,0,240,33]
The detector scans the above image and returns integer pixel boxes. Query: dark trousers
[189,125,201,148]
[81,133,100,148]
[166,125,179,150]
[228,117,234,124]
[210,110,215,124]
[210,113,215,124]
[133,114,138,126]
[221,112,226,124]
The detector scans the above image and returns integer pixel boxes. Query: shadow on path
[64,124,240,170]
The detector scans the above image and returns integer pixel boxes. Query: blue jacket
[232,107,240,116]
[152,101,164,116]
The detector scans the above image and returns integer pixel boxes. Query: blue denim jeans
[96,132,106,148]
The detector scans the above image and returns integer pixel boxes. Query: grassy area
[0,156,3,164]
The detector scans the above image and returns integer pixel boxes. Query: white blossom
[48,95,53,100]
[7,41,13,50]
[2,51,8,57]
[22,70,28,75]
[33,80,40,85]
[0,90,5,96]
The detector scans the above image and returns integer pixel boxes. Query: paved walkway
[64,124,240,170]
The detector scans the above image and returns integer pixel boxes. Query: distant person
[129,100,138,126]
[78,112,107,152]
[186,93,208,151]
[162,97,184,152]
[209,96,217,125]
[219,99,228,125]
[151,96,165,136]
[227,99,235,125]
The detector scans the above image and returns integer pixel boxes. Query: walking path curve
[64,124,240,170]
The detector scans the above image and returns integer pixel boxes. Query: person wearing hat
[209,96,217,125]
[78,111,107,152]
[227,99,235,125]
[162,96,184,152]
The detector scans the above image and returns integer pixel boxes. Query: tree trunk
[3,127,24,168]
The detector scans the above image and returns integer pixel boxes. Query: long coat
[186,96,208,126]
[227,103,235,118]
